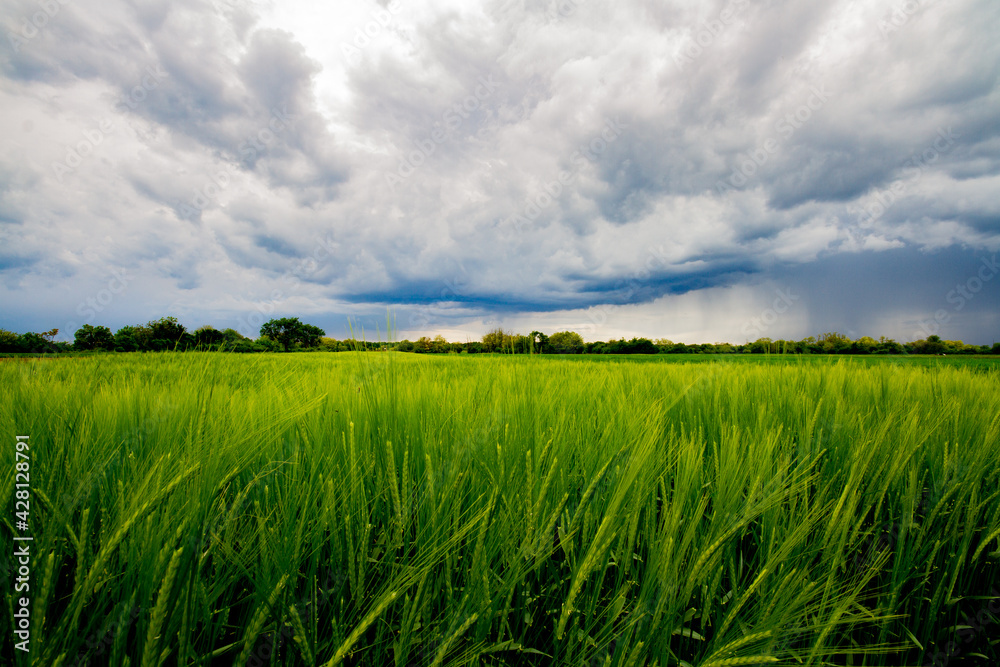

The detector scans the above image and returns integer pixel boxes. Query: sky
[1,0,999,345]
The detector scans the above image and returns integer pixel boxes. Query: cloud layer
[2,0,999,343]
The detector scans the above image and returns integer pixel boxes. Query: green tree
[798,336,819,353]
[873,336,904,354]
[529,331,550,354]
[221,329,247,345]
[16,329,60,353]
[74,324,114,350]
[114,325,151,351]
[194,326,224,347]
[923,335,945,354]
[0,329,20,352]
[654,338,675,353]
[482,328,509,353]
[548,331,584,354]
[508,334,529,353]
[299,324,325,349]
[852,336,877,354]
[625,337,658,354]
[942,339,971,354]
[748,337,774,354]
[259,317,326,351]
[147,317,187,349]
[818,332,851,353]
[319,337,343,351]
[430,334,450,353]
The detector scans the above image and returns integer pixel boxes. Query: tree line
[1,319,997,356]
[0,317,312,354]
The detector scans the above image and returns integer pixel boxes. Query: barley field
[2,353,999,666]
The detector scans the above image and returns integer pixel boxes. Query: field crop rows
[2,353,999,666]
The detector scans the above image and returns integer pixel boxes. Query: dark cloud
[769,245,1000,343]
[253,234,301,258]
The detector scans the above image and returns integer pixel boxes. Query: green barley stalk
[236,573,289,665]
[429,612,480,667]
[325,589,399,666]
[33,550,57,642]
[288,604,314,665]
[65,462,200,632]
[140,546,184,667]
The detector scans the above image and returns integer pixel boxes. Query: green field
[3,353,999,666]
